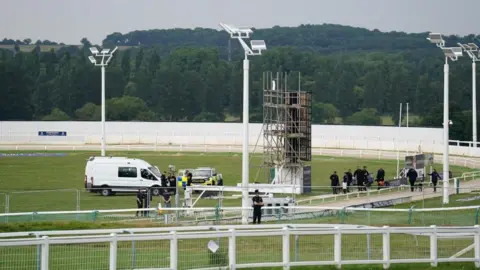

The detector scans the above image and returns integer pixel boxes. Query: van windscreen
[149,166,162,178]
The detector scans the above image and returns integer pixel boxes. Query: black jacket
[429,171,441,182]
[354,169,363,181]
[407,169,418,181]
[346,172,353,184]
[330,174,339,186]
[376,169,385,180]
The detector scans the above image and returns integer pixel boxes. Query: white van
[84,156,163,196]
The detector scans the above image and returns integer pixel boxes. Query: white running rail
[0,224,479,269]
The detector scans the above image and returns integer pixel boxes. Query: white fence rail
[2,144,480,168]
[0,224,480,269]
[1,132,479,156]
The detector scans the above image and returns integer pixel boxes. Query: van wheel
[152,188,160,196]
[101,188,111,197]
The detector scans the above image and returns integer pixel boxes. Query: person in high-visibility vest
[207,174,217,185]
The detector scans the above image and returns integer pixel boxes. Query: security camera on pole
[219,23,267,224]
[427,33,463,204]
[88,46,118,157]
[458,42,480,145]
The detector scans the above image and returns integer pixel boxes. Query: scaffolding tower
[262,72,312,194]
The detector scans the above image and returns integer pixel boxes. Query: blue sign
[38,131,67,136]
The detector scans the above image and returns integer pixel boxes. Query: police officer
[143,188,152,217]
[407,168,418,192]
[428,169,442,192]
[135,189,143,217]
[252,190,264,224]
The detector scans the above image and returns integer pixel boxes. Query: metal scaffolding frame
[262,72,312,187]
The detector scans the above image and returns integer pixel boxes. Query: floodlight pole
[242,54,250,225]
[89,47,117,157]
[101,65,106,156]
[473,61,477,144]
[443,57,449,204]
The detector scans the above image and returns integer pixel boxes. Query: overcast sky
[1,0,479,45]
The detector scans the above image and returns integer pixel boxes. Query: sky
[1,0,479,45]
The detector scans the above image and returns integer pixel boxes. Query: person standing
[354,166,362,191]
[376,168,385,190]
[143,188,152,217]
[135,189,143,217]
[330,171,339,194]
[361,166,369,191]
[342,173,348,194]
[407,168,418,192]
[163,189,171,208]
[428,169,441,192]
[346,169,353,192]
[252,190,264,224]
[168,172,177,195]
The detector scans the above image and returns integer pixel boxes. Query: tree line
[0,24,479,141]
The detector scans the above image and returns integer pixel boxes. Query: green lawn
[1,150,471,213]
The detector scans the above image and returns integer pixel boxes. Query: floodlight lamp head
[250,40,267,54]
[468,43,479,51]
[442,47,463,61]
[88,56,96,64]
[427,33,445,47]
[219,22,252,38]
[89,47,99,55]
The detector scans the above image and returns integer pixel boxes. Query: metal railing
[0,224,479,269]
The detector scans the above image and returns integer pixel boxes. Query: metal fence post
[430,225,438,267]
[382,226,390,269]
[334,226,341,269]
[76,189,80,211]
[170,231,178,270]
[124,230,136,269]
[366,233,371,260]
[474,225,480,268]
[476,207,480,225]
[36,233,41,270]
[40,236,49,270]
[408,206,414,225]
[294,234,299,262]
[228,229,236,270]
[109,233,117,270]
[282,226,290,269]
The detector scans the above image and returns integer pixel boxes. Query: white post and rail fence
[1,224,480,269]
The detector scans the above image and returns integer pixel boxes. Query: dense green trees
[0,24,479,140]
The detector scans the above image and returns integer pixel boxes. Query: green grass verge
[1,150,470,213]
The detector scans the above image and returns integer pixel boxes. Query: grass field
[1,150,472,213]
[0,151,478,269]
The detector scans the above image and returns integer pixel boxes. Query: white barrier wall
[0,121,477,156]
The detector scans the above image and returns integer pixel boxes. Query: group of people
[329,166,387,194]
[329,166,453,195]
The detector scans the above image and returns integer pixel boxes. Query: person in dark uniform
[353,166,362,190]
[345,169,353,192]
[252,190,264,224]
[406,168,418,192]
[362,166,370,191]
[167,173,176,195]
[376,168,385,190]
[136,189,143,217]
[161,171,168,187]
[428,169,442,192]
[330,171,339,194]
[143,188,152,217]
[186,170,193,186]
